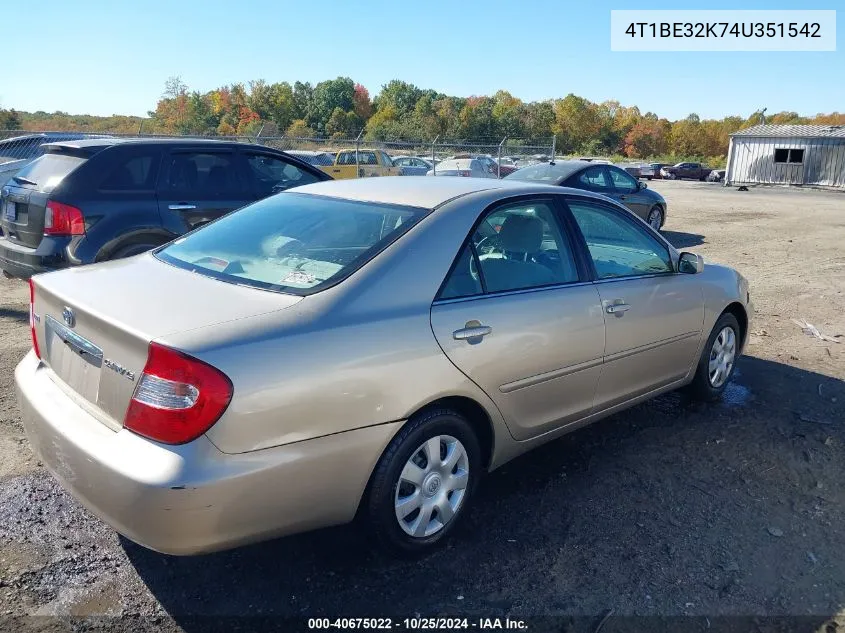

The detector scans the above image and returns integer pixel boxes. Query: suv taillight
[28,279,40,359]
[44,201,85,236]
[124,343,233,445]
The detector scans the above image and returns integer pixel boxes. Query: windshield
[156,192,429,295]
[12,153,87,191]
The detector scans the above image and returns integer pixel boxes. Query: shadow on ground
[0,307,29,324]
[124,356,845,627]
[662,230,706,249]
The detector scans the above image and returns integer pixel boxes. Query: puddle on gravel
[722,381,752,407]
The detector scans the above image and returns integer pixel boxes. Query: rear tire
[647,206,664,231]
[109,243,159,260]
[364,408,481,556]
[686,313,740,402]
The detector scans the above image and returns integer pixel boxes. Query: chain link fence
[0,129,557,179]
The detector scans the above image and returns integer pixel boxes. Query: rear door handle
[168,204,197,210]
[605,303,631,314]
[453,324,492,341]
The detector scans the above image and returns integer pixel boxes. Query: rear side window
[99,153,160,191]
[156,193,429,295]
[160,152,246,198]
[13,154,86,192]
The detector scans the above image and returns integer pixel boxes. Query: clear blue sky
[3,0,841,121]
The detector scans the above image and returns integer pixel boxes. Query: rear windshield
[156,192,429,295]
[13,153,87,192]
[505,163,569,183]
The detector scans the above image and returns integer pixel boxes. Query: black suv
[0,138,331,279]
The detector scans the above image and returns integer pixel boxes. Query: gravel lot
[0,180,843,631]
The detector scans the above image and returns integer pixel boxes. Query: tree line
[3,75,843,164]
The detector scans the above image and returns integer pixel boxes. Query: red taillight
[44,201,84,236]
[124,342,233,445]
[458,170,472,177]
[28,279,40,359]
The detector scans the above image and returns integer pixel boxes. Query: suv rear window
[12,153,86,192]
[156,192,429,295]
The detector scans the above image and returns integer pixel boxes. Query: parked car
[448,154,509,178]
[392,155,434,176]
[637,163,655,180]
[650,163,669,179]
[578,157,613,165]
[505,160,668,230]
[0,138,330,279]
[661,162,711,181]
[619,163,642,179]
[18,177,752,556]
[707,169,726,183]
[491,157,519,177]
[426,157,498,178]
[0,133,108,187]
[285,150,336,167]
[318,149,401,179]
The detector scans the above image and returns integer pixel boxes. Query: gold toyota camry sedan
[16,177,752,555]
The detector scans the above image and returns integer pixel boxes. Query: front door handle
[617,195,627,200]
[453,323,492,341]
[168,204,197,210]
[605,303,631,314]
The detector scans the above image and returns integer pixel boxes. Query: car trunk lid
[31,254,302,430]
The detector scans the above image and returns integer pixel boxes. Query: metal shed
[725,124,845,189]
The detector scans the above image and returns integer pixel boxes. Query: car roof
[290,175,609,209]
[41,137,261,151]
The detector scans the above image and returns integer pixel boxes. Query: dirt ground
[0,180,843,631]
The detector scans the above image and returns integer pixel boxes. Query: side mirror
[678,252,704,274]
[638,181,648,190]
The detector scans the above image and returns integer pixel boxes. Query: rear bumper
[0,235,68,279]
[16,351,401,555]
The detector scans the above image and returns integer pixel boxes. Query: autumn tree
[352,84,373,120]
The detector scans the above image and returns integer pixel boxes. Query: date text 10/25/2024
[308,618,528,630]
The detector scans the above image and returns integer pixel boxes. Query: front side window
[438,200,579,299]
[161,152,246,198]
[244,153,321,197]
[568,199,673,279]
[157,193,428,295]
[380,152,394,167]
[608,166,638,193]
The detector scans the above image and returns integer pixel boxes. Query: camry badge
[62,307,75,328]
[104,358,135,382]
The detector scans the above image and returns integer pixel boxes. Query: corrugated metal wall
[725,137,845,188]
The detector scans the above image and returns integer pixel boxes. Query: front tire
[364,408,481,556]
[686,313,740,402]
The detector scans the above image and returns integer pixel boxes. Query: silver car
[427,158,498,178]
[17,177,752,556]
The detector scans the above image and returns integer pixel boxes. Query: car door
[430,197,606,440]
[157,149,251,232]
[607,165,649,220]
[241,150,324,199]
[564,196,704,411]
